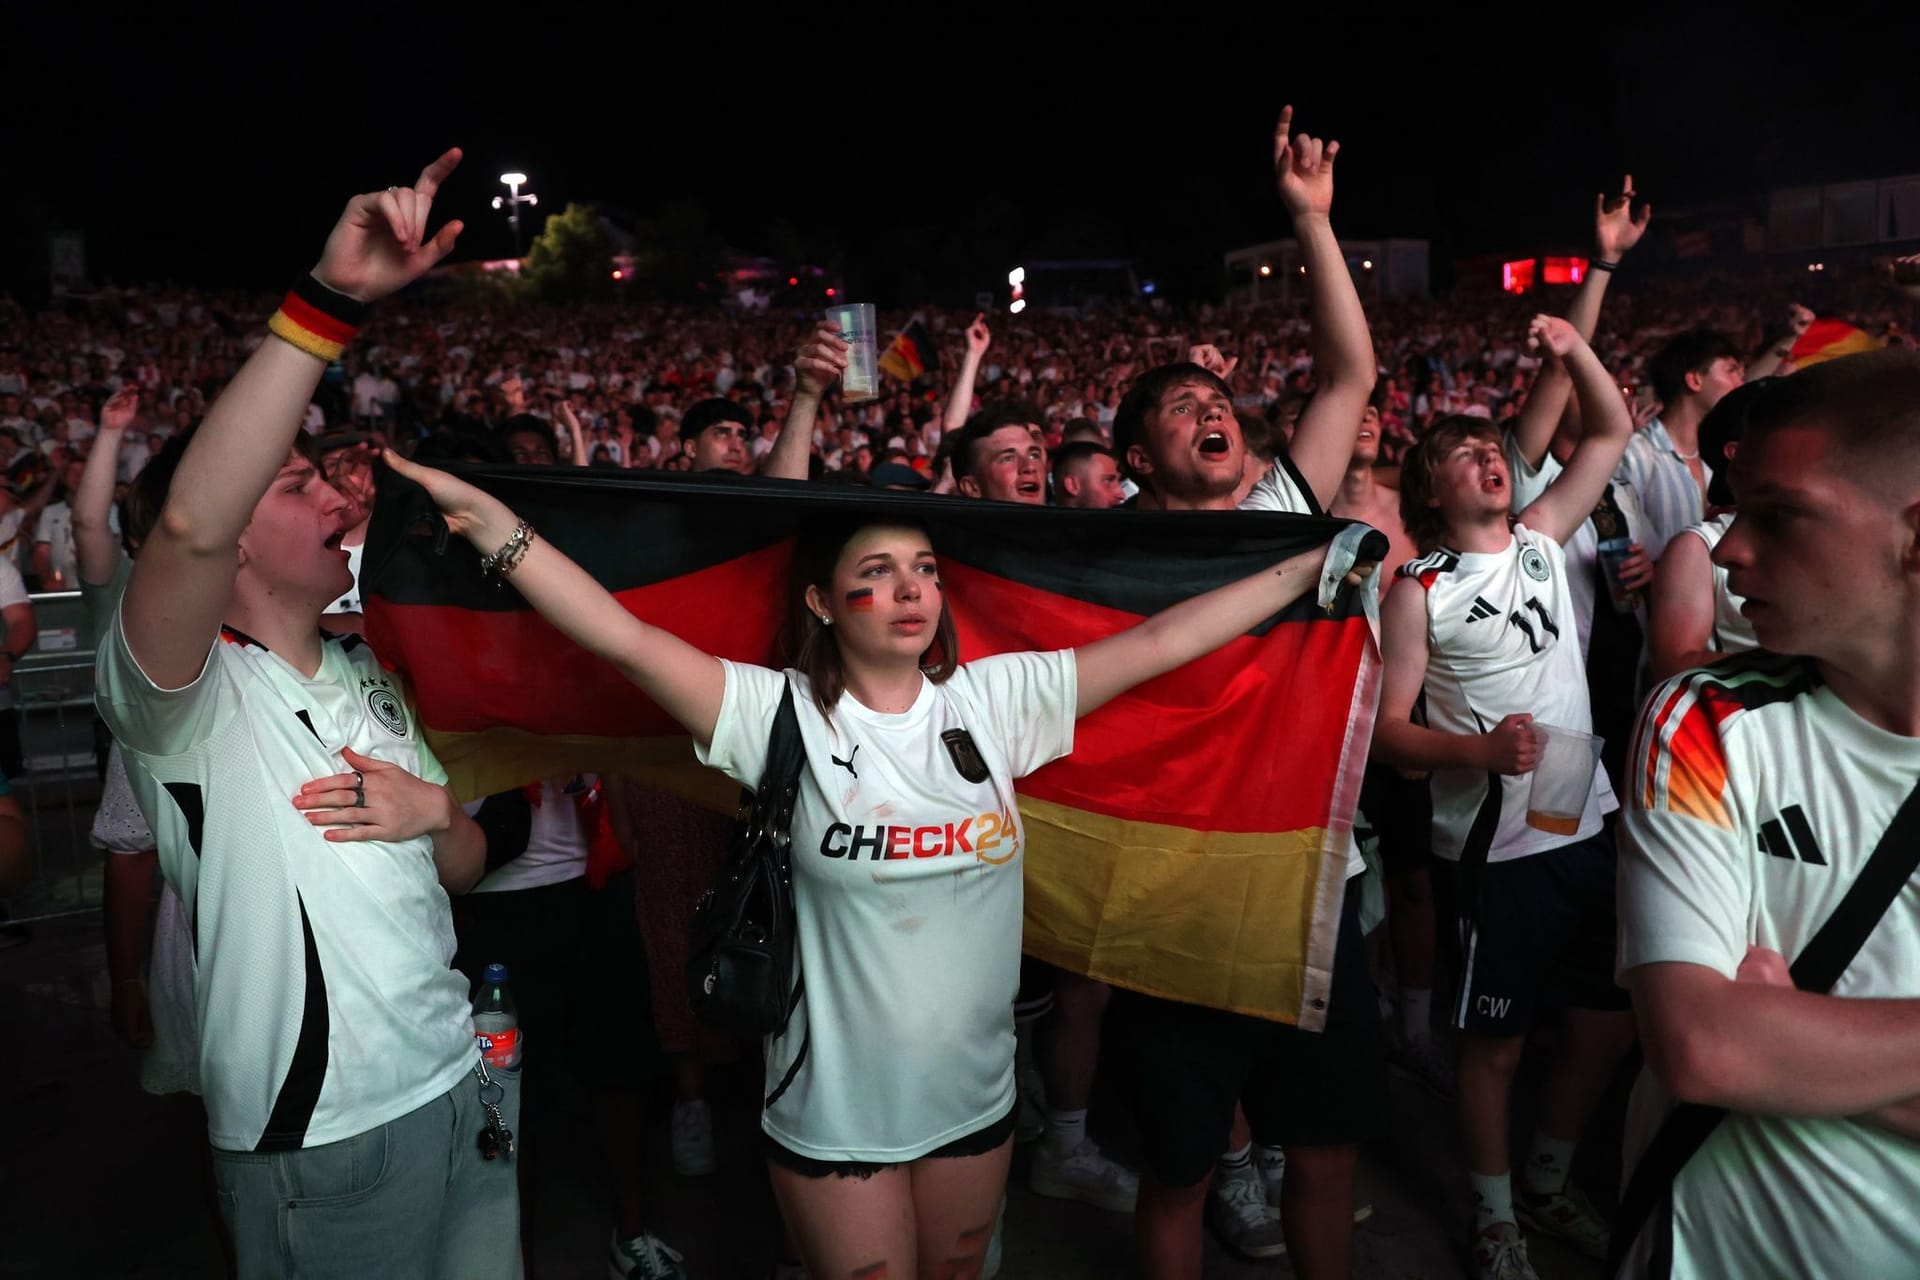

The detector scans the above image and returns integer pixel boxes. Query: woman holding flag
[384,446,1377,1280]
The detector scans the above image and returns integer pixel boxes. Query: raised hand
[313,148,465,303]
[292,746,455,845]
[966,313,992,358]
[1527,314,1582,361]
[381,448,518,552]
[1273,105,1339,220]
[1482,713,1541,776]
[99,386,139,434]
[1187,343,1239,380]
[1595,174,1652,261]
[795,324,850,399]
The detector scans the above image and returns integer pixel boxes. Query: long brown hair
[786,520,960,717]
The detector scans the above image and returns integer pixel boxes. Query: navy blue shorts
[1434,831,1630,1036]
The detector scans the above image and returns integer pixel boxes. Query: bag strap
[758,682,806,847]
[1612,779,1920,1275]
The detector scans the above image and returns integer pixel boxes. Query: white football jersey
[1618,654,1920,1277]
[1400,524,1615,864]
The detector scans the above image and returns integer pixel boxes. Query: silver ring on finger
[352,770,366,809]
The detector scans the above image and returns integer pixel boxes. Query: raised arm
[1371,575,1540,774]
[122,149,465,689]
[1073,532,1371,717]
[1511,176,1650,469]
[1513,316,1633,545]
[763,324,846,481]
[1277,107,1377,509]
[381,451,726,747]
[942,315,991,434]
[75,386,137,585]
[557,400,590,469]
[1744,303,1814,381]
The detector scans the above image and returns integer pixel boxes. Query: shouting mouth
[1197,430,1232,458]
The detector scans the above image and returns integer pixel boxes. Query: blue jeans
[212,1068,521,1280]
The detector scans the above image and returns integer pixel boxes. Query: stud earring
[819,614,833,626]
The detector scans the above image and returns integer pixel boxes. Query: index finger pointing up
[413,147,464,200]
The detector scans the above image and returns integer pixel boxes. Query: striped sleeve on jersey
[1632,653,1818,831]
[1396,551,1458,591]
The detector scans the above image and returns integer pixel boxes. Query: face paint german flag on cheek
[845,588,875,612]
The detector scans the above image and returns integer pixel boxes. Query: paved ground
[3,912,1619,1279]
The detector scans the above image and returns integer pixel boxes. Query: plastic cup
[1595,536,1640,614]
[826,302,879,403]
[1524,722,1601,835]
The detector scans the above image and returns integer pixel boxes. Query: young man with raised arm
[93,152,509,1280]
[1108,107,1381,1280]
[1373,316,1636,1280]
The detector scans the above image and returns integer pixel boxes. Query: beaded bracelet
[266,275,369,362]
[480,521,537,579]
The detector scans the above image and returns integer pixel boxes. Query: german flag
[1791,317,1881,369]
[879,319,938,384]
[362,467,1381,1028]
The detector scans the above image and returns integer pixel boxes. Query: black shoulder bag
[1611,782,1920,1277]
[687,684,806,1038]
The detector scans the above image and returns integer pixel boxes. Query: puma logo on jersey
[1759,804,1825,866]
[831,745,860,778]
[1466,596,1499,623]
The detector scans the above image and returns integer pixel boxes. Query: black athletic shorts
[451,868,659,1093]
[1014,955,1056,1023]
[1357,761,1433,874]
[1107,887,1388,1188]
[764,1105,1017,1180]
[1433,831,1630,1036]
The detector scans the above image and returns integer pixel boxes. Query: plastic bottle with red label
[472,961,521,1070]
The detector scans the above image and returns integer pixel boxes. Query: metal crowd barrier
[3,591,108,925]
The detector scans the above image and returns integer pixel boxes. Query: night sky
[11,8,1920,301]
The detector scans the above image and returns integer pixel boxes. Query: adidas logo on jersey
[1465,596,1499,623]
[1758,804,1825,866]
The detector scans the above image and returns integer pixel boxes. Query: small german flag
[1791,317,1882,369]
[879,319,938,384]
[363,468,1381,1028]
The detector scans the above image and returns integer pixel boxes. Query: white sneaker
[1469,1221,1539,1280]
[1255,1148,1373,1223]
[1028,1137,1139,1213]
[1206,1173,1288,1259]
[670,1099,716,1177]
[610,1230,688,1280]
[1515,1179,1610,1260]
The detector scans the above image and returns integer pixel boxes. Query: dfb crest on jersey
[368,687,408,737]
[942,729,991,784]
[1520,547,1551,582]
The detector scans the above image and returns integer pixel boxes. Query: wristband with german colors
[266,276,370,362]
